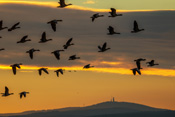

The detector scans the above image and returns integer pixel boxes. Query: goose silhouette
[109,8,122,17]
[26,48,40,59]
[0,48,5,51]
[146,60,159,67]
[91,13,104,22]
[1,86,14,97]
[69,55,80,60]
[63,38,74,49]
[83,64,94,69]
[10,63,22,75]
[38,68,49,76]
[0,20,8,31]
[131,68,141,75]
[54,69,64,77]
[39,32,52,43]
[47,19,63,32]
[98,42,110,52]
[8,22,20,31]
[131,20,144,33]
[57,0,72,8]
[17,35,31,43]
[19,91,29,99]
[134,58,146,69]
[51,50,64,60]
[108,26,120,35]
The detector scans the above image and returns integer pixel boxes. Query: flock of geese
[0,0,159,98]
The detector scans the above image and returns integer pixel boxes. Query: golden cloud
[0,64,175,77]
[83,0,96,4]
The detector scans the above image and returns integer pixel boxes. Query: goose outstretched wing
[54,52,60,60]
[29,51,33,59]
[132,70,136,75]
[111,8,116,15]
[98,46,102,50]
[60,0,66,6]
[134,20,139,31]
[59,69,63,74]
[136,61,141,69]
[66,38,73,45]
[39,69,42,75]
[41,32,46,41]
[11,22,20,29]
[150,60,154,64]
[12,66,16,75]
[51,22,56,31]
[0,20,2,28]
[43,68,49,74]
[21,35,28,41]
[5,86,9,94]
[102,42,107,50]
[20,93,23,98]
[136,69,141,75]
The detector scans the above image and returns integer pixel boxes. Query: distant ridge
[0,101,174,117]
[90,111,175,117]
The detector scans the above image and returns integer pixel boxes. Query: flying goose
[8,22,20,31]
[131,20,144,33]
[17,35,31,43]
[109,8,122,17]
[10,63,22,75]
[19,91,29,99]
[39,32,52,43]
[57,0,72,8]
[131,68,141,75]
[91,13,104,22]
[1,86,14,97]
[98,42,110,52]
[54,69,64,77]
[134,58,146,69]
[0,48,5,51]
[47,19,63,32]
[146,60,159,67]
[108,26,120,35]
[83,64,94,69]
[51,50,64,60]
[69,55,80,60]
[63,38,74,49]
[26,48,40,59]
[38,68,49,76]
[0,20,8,31]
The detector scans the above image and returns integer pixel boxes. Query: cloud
[83,0,96,4]
[0,64,175,77]
[0,3,174,75]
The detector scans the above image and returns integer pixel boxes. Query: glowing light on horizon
[0,64,175,77]
[101,61,122,65]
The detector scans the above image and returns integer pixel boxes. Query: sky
[0,0,175,114]
[0,0,175,11]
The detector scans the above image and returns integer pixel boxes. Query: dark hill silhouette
[1,101,174,117]
[90,111,175,117]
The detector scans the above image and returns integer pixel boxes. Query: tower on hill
[111,97,115,102]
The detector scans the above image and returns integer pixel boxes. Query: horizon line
[0,1,175,12]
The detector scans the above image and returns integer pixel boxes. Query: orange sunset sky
[0,0,175,114]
